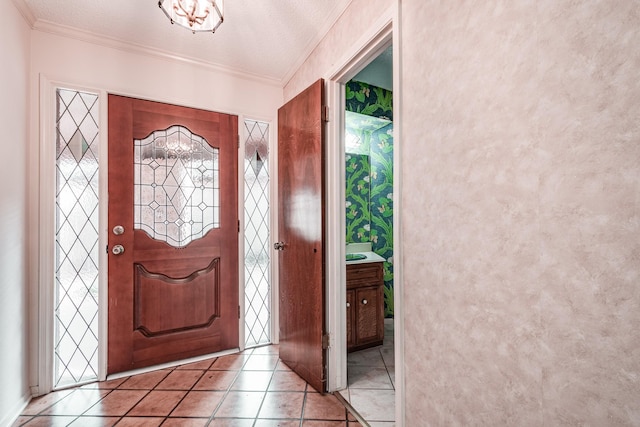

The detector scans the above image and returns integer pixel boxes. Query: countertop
[345,251,385,265]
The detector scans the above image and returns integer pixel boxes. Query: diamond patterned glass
[55,88,100,388]
[134,126,219,247]
[244,120,271,348]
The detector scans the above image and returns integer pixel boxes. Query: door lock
[112,244,125,255]
[113,225,125,235]
[273,242,285,251]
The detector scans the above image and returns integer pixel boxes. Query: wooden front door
[107,95,239,374]
[276,79,326,392]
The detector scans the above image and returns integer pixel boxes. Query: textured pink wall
[283,0,393,101]
[401,1,640,425]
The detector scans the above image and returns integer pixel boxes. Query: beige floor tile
[348,389,395,422]
[347,366,394,390]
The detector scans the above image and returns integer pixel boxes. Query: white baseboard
[0,391,31,427]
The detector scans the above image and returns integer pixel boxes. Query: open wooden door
[107,95,239,374]
[276,79,326,392]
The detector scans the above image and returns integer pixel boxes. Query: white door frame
[324,2,404,424]
[35,76,110,395]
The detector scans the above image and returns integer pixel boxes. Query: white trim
[323,4,405,426]
[98,89,109,382]
[238,114,246,352]
[392,2,405,424]
[270,116,280,345]
[32,20,281,88]
[325,6,394,393]
[0,390,31,427]
[37,77,109,394]
[37,75,56,396]
[10,0,36,27]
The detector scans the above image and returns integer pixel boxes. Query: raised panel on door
[355,286,382,345]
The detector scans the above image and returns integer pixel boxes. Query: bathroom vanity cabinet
[346,261,384,352]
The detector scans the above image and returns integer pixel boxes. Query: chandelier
[158,0,224,33]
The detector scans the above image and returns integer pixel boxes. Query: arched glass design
[134,125,219,247]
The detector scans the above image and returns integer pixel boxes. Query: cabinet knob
[361,299,368,305]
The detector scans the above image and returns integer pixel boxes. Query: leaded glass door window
[54,88,100,388]
[244,119,271,348]
[134,125,219,247]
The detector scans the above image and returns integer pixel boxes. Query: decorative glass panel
[244,119,271,348]
[134,125,219,247]
[54,88,100,388]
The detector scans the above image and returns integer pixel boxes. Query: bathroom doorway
[338,45,396,424]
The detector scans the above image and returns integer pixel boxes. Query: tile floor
[338,319,395,427]
[15,346,362,427]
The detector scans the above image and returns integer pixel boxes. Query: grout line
[334,391,369,427]
[299,383,309,427]
[206,349,255,424]
[163,365,212,419]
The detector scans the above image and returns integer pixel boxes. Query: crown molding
[32,19,282,88]
[280,0,355,86]
[10,0,36,27]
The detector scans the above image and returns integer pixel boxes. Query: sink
[346,253,367,261]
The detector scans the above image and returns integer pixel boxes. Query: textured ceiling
[21,0,353,83]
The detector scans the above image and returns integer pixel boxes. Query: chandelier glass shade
[158,0,224,33]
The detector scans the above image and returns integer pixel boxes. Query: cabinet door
[346,289,355,349]
[355,286,382,345]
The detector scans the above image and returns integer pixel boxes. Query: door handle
[112,244,125,255]
[274,242,285,251]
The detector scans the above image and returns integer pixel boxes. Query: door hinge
[321,105,329,123]
[237,134,240,148]
[105,244,108,254]
[238,305,241,319]
[238,220,240,233]
[322,333,330,349]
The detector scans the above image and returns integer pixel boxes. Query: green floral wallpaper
[346,81,393,121]
[345,81,394,317]
[346,153,371,243]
